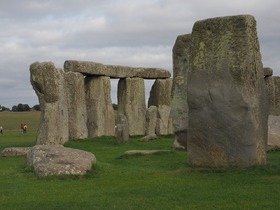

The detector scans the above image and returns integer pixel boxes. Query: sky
[0,0,279,108]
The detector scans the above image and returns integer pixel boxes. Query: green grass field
[0,111,280,209]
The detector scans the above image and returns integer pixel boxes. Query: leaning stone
[139,134,157,142]
[64,72,88,140]
[171,34,191,148]
[187,15,268,167]
[148,78,173,107]
[64,60,171,79]
[30,62,69,145]
[265,76,280,115]
[0,147,30,157]
[118,78,146,136]
[25,145,96,177]
[263,67,273,77]
[85,76,115,137]
[145,106,158,136]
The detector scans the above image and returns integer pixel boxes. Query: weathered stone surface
[64,72,88,140]
[30,62,69,145]
[265,76,280,115]
[187,15,268,167]
[25,145,96,177]
[139,134,157,142]
[123,150,172,156]
[172,139,186,150]
[268,115,280,149]
[85,76,115,137]
[145,106,158,136]
[115,114,129,144]
[148,78,173,107]
[263,67,273,77]
[171,34,191,148]
[156,105,173,135]
[64,60,171,79]
[0,147,30,157]
[118,78,146,136]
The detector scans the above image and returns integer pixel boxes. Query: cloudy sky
[0,0,279,108]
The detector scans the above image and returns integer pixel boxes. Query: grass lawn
[0,111,280,209]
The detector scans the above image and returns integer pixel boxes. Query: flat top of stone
[64,60,171,79]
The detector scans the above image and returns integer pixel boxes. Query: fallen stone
[1,147,30,157]
[123,150,172,156]
[25,145,96,177]
[64,60,171,79]
[139,134,158,142]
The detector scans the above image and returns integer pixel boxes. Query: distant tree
[23,104,30,111]
[12,105,18,112]
[112,103,118,111]
[1,106,10,111]
[32,104,40,111]
[17,103,24,111]
[11,103,31,112]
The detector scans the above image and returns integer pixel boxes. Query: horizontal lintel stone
[64,60,171,79]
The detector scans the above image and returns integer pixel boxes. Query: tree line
[0,104,40,112]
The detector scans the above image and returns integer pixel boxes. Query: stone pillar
[64,72,88,140]
[85,76,115,137]
[115,114,129,144]
[145,106,158,136]
[265,76,280,115]
[171,34,191,148]
[118,78,146,136]
[30,62,69,145]
[187,15,268,167]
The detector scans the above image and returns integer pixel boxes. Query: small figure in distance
[20,124,24,134]
[0,126,3,134]
[23,124,28,134]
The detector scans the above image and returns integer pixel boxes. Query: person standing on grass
[23,124,28,133]
[20,124,24,133]
[0,126,3,134]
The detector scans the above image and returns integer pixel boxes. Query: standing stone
[85,76,115,137]
[148,78,173,107]
[265,76,280,115]
[171,34,191,148]
[156,105,172,135]
[118,78,146,136]
[65,72,88,140]
[187,15,268,167]
[30,62,69,145]
[268,115,280,149]
[115,114,129,144]
[145,106,158,136]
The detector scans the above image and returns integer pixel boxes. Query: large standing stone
[30,62,69,145]
[148,78,173,107]
[145,106,158,136]
[65,72,88,140]
[265,76,280,115]
[268,115,280,149]
[171,34,191,148]
[118,78,146,136]
[187,15,268,167]
[25,145,96,177]
[85,76,115,137]
[156,105,173,135]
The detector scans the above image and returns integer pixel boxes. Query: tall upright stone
[65,72,88,140]
[85,76,115,137]
[145,106,158,136]
[171,34,191,148]
[148,78,173,107]
[118,78,146,136]
[30,62,69,145]
[187,15,268,167]
[265,76,280,115]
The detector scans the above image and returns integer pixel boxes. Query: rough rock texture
[156,105,173,135]
[118,78,146,136]
[187,15,268,167]
[64,72,88,140]
[30,62,69,145]
[265,76,280,115]
[171,34,191,148]
[115,114,129,144]
[148,78,173,107]
[85,76,115,137]
[64,60,171,79]
[145,106,158,136]
[268,115,280,148]
[139,134,157,142]
[25,145,96,177]
[0,147,30,157]
[263,67,273,77]
[123,150,172,156]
